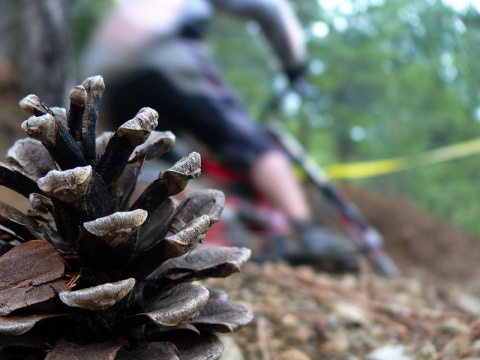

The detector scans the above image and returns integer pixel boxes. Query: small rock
[407,342,437,359]
[219,335,244,360]
[439,317,469,334]
[278,348,311,360]
[331,301,371,326]
[455,293,480,316]
[292,325,312,343]
[366,345,411,360]
[281,313,300,327]
[320,332,350,353]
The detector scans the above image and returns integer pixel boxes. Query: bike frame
[260,93,400,277]
[158,92,400,277]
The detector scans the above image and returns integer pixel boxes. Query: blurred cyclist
[82,0,357,267]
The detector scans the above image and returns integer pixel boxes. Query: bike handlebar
[259,78,319,121]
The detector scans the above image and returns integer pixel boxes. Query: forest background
[2,0,480,234]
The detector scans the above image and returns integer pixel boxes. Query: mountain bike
[149,90,401,278]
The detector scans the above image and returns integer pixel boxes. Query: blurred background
[1,0,480,234]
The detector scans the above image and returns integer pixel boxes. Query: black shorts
[101,64,279,171]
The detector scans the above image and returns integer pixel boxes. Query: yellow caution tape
[325,138,480,180]
[325,158,406,179]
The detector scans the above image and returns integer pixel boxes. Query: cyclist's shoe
[287,221,360,272]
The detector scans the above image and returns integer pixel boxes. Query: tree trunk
[0,0,71,106]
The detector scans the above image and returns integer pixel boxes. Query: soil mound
[342,186,480,294]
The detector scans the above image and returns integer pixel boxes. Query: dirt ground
[206,189,480,359]
[4,78,480,359]
[342,186,480,294]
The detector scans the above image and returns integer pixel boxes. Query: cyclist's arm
[210,0,306,76]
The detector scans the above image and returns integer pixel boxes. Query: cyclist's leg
[250,151,309,221]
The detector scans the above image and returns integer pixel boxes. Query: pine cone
[0,76,252,359]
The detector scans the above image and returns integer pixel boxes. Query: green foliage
[210,0,480,233]
[70,0,114,63]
